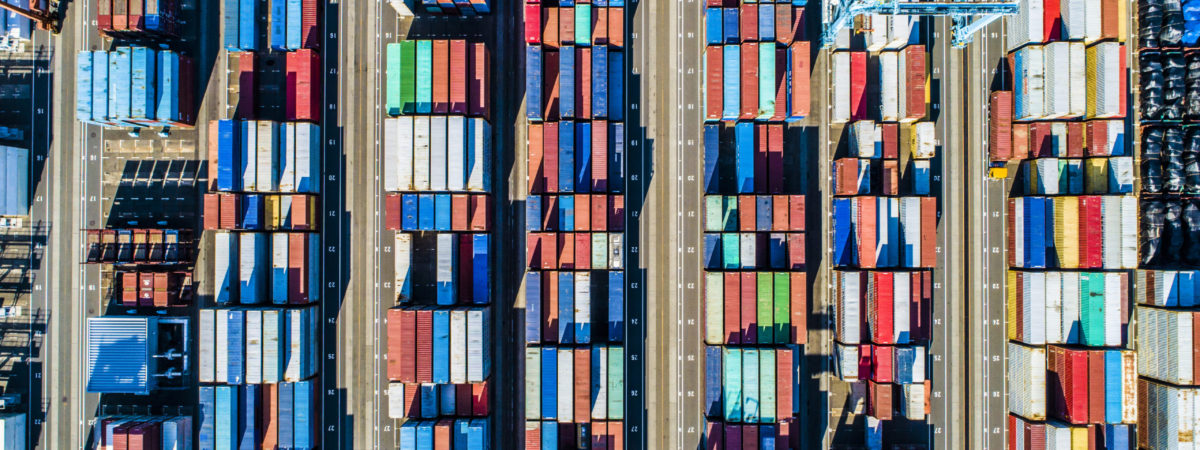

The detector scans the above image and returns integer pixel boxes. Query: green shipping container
[386,43,402,115]
[722,196,737,231]
[773,272,790,341]
[758,43,775,120]
[575,5,592,46]
[607,346,625,419]
[706,196,723,231]
[705,273,724,345]
[722,232,740,269]
[400,41,417,114]
[592,233,608,268]
[757,272,774,344]
[415,40,433,113]
[1080,273,1105,346]
[743,349,760,423]
[723,348,743,422]
[525,348,541,419]
[760,349,776,423]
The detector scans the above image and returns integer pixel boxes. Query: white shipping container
[1033,159,1060,195]
[451,310,468,384]
[849,120,878,158]
[430,116,448,191]
[1045,272,1063,344]
[280,122,296,192]
[1139,379,1200,450]
[1086,42,1123,119]
[1007,0,1042,50]
[1062,272,1081,343]
[893,272,911,344]
[705,273,723,344]
[1045,422,1072,448]
[285,307,314,381]
[245,310,263,384]
[1028,272,1047,344]
[244,123,258,191]
[524,348,540,419]
[897,48,910,120]
[1104,272,1121,346]
[879,52,900,122]
[467,308,487,382]
[1109,157,1135,193]
[575,272,592,334]
[1120,195,1138,268]
[239,232,266,304]
[593,346,609,419]
[215,231,236,304]
[865,15,888,51]
[739,232,757,269]
[888,15,917,48]
[271,233,288,304]
[0,413,25,450]
[901,197,921,268]
[1060,0,1086,39]
[1068,42,1086,117]
[199,309,216,382]
[383,118,402,191]
[875,197,892,266]
[447,116,466,191]
[216,309,229,383]
[592,233,609,269]
[437,233,457,302]
[832,52,850,123]
[1043,42,1070,118]
[256,121,278,191]
[394,233,412,302]
[263,309,282,383]
[414,117,431,190]
[466,118,491,192]
[1119,351,1138,423]
[1008,342,1047,420]
[395,117,414,191]
[388,382,407,419]
[610,233,624,270]
[0,147,29,216]
[838,272,862,344]
[1015,45,1045,120]
[902,383,925,420]
[557,348,574,422]
[1013,198,1025,269]
[835,342,859,380]
[1137,306,1196,385]
[910,122,935,159]
[162,416,192,450]
[1101,196,1121,269]
[295,123,319,194]
[1083,0,1104,41]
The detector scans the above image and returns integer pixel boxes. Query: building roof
[87,317,156,395]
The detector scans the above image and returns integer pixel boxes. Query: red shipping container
[469,43,490,120]
[386,308,404,380]
[219,194,239,230]
[775,5,793,45]
[741,272,756,343]
[529,124,544,192]
[787,233,805,269]
[1087,350,1105,423]
[788,195,804,232]
[542,233,558,269]
[778,419,798,448]
[1079,196,1103,267]
[743,425,758,449]
[1044,0,1061,42]
[1067,121,1084,157]
[286,49,321,122]
[525,3,543,44]
[856,196,877,268]
[881,122,899,159]
[881,160,899,195]
[850,51,867,121]
[592,422,609,450]
[904,45,926,120]
[705,46,723,121]
[575,233,592,270]
[449,40,468,115]
[593,6,608,45]
[435,420,453,448]
[202,193,219,230]
[872,272,895,344]
[1048,345,1089,424]
[868,380,894,420]
[526,423,541,449]
[470,195,491,231]
[741,42,759,120]
[1012,122,1030,160]
[772,47,788,122]
[545,50,561,119]
[152,273,169,307]
[792,7,807,43]
[989,91,1013,161]
[301,0,319,49]
[113,0,127,30]
[545,272,559,342]
[772,195,789,231]
[591,194,607,231]
[561,7,575,44]
[789,42,811,119]
[559,233,575,269]
[724,272,740,344]
[1031,122,1052,157]
[543,6,560,48]
[416,309,434,382]
[237,52,256,120]
[526,234,542,269]
[921,197,937,268]
[725,424,742,449]
[737,195,755,231]
[121,272,137,306]
[767,124,784,193]
[754,124,768,192]
[609,8,625,47]
[706,422,723,450]
[404,382,420,417]
[263,384,279,448]
[776,349,794,418]
[790,272,807,344]
[609,421,624,450]
[873,344,895,383]
[432,40,450,114]
[128,0,142,31]
[609,195,625,231]
[471,381,489,415]
[543,196,558,231]
[574,348,590,422]
[459,234,474,304]
[384,194,402,230]
[288,233,310,304]
[740,4,758,41]
[544,122,560,191]
[592,120,609,191]
[98,0,112,30]
[580,47,593,118]
[128,421,160,450]
[400,309,419,381]
[912,271,931,341]
[1085,121,1108,156]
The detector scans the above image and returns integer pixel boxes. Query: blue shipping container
[541,348,557,419]
[435,193,452,231]
[526,272,542,343]
[561,49,576,118]
[768,233,786,269]
[542,422,558,450]
[472,234,490,304]
[433,310,450,382]
[92,51,109,124]
[419,194,435,231]
[706,8,723,44]
[227,309,245,383]
[278,382,294,448]
[156,50,181,124]
[593,48,608,118]
[527,195,542,231]
[270,0,287,50]
[609,271,624,342]
[559,195,575,231]
[1103,350,1122,424]
[76,52,93,122]
[295,380,314,449]
[239,0,258,50]
[722,8,739,43]
[215,385,238,450]
[756,196,772,231]
[241,385,259,450]
[1023,197,1046,268]
[224,0,240,50]
[113,47,132,122]
[242,194,262,229]
[705,345,722,418]
[440,385,457,416]
[419,384,438,418]
[704,234,720,269]
[286,0,302,49]
[759,4,775,42]
[576,122,592,193]
[610,123,625,192]
[722,45,740,120]
[558,272,574,343]
[402,194,419,230]
[735,122,754,193]
[833,198,854,266]
[527,46,544,120]
[217,120,238,191]
[704,125,719,193]
[608,51,624,121]
[559,121,575,192]
[199,386,216,449]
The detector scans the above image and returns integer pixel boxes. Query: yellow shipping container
[1085,158,1109,194]
[1055,197,1079,268]
[264,195,280,231]
[1007,270,1018,341]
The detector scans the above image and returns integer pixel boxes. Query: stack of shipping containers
[1134,0,1200,447]
[995,0,1138,446]
[523,0,628,447]
[828,15,935,448]
[195,1,325,447]
[75,46,197,128]
[382,39,494,448]
[700,0,809,447]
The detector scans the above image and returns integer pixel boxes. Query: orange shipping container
[591,194,607,231]
[789,42,811,119]
[574,348,591,422]
[921,197,937,268]
[543,7,560,47]
[432,40,450,114]
[791,272,807,344]
[529,124,544,192]
[609,8,624,47]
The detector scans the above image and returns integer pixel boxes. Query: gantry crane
[820,0,1018,49]
[0,0,61,34]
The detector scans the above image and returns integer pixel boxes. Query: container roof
[87,317,156,395]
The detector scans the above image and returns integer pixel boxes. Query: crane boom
[0,1,61,34]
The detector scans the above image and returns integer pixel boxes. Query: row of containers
[222,0,320,51]
[198,382,319,449]
[828,47,927,125]
[831,196,937,269]
[527,122,626,194]
[699,1,810,445]
[408,0,491,15]
[115,269,192,307]
[1005,195,1138,269]
[85,229,194,265]
[95,415,192,450]
[525,1,631,446]
[1011,42,1127,121]
[524,46,626,122]
[988,92,1128,163]
[197,306,319,384]
[382,36,497,448]
[222,49,321,122]
[1006,270,1131,347]
[210,120,322,194]
[1133,4,1200,444]
[211,231,321,305]
[1006,0,1128,51]
[97,0,183,37]
[74,47,196,128]
[524,3,626,48]
[201,193,320,231]
[384,41,491,119]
